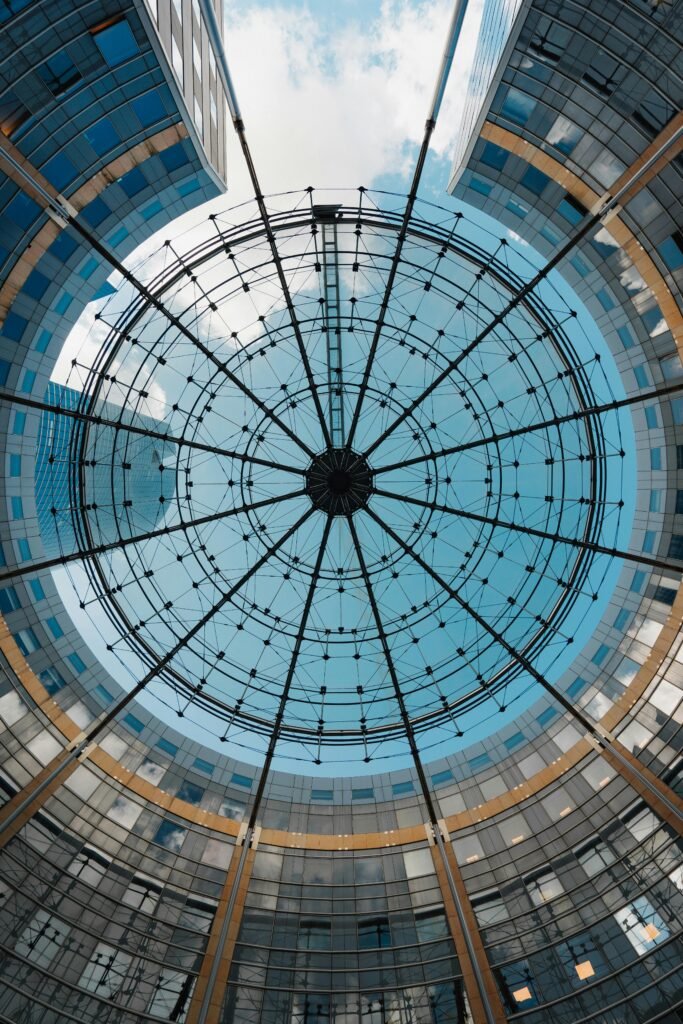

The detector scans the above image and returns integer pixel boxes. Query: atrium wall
[0,0,680,1023]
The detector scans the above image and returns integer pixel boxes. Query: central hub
[306,448,373,516]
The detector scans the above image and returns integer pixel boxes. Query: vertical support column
[429,825,507,1024]
[590,736,683,836]
[186,825,258,1024]
[314,206,345,447]
[0,743,85,849]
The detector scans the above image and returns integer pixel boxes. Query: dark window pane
[38,50,81,96]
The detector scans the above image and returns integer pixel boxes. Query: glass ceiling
[39,188,633,772]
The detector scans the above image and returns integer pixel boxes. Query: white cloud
[222,0,485,198]
[54,1,486,392]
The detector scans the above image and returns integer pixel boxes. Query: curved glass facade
[0,0,681,1022]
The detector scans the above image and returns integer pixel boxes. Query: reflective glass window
[500,86,536,125]
[14,909,70,968]
[546,114,582,154]
[358,917,390,949]
[92,19,140,66]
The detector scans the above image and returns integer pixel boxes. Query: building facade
[0,1,680,1024]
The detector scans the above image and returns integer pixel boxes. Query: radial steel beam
[373,377,683,476]
[188,518,333,1023]
[347,514,505,1024]
[0,145,316,461]
[367,505,683,830]
[0,506,315,847]
[364,121,683,461]
[0,389,306,475]
[0,489,306,583]
[247,515,332,830]
[345,0,471,449]
[198,0,333,450]
[373,487,683,575]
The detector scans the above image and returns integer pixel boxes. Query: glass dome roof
[40,188,634,771]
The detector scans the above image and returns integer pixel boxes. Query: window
[172,36,183,82]
[470,176,492,196]
[67,847,109,886]
[14,909,70,968]
[92,18,140,66]
[3,311,28,341]
[392,780,414,796]
[596,288,615,312]
[556,936,606,985]
[614,897,669,954]
[38,51,81,96]
[79,942,132,998]
[352,786,374,801]
[85,118,119,156]
[154,820,187,852]
[431,768,453,786]
[157,736,178,757]
[147,970,193,1019]
[582,49,623,97]
[0,585,20,613]
[480,141,509,172]
[496,961,539,1011]
[500,87,536,126]
[658,232,683,272]
[122,876,160,913]
[520,165,550,196]
[529,19,569,63]
[0,90,30,138]
[13,627,40,655]
[576,839,615,877]
[118,166,146,198]
[546,115,582,154]
[526,869,564,906]
[132,91,166,128]
[403,848,434,879]
[644,406,658,429]
[5,194,40,230]
[311,788,333,801]
[176,780,204,805]
[67,651,86,674]
[635,90,675,137]
[473,890,509,925]
[358,917,390,949]
[504,730,525,749]
[230,771,252,788]
[201,837,231,868]
[558,194,587,226]
[617,325,634,349]
[107,795,141,829]
[415,907,449,940]
[298,919,331,950]
[39,666,66,694]
[624,807,659,843]
[669,535,683,560]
